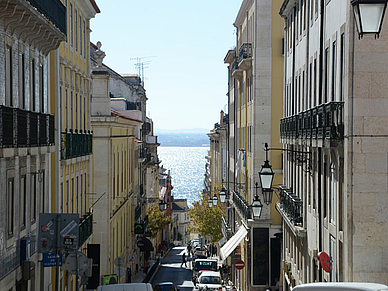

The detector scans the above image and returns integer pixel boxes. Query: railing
[0,106,54,148]
[280,101,344,140]
[238,43,253,63]
[146,135,158,144]
[232,57,239,72]
[61,130,93,160]
[279,187,303,227]
[232,191,251,221]
[222,217,232,239]
[79,213,93,246]
[142,122,151,134]
[28,0,67,35]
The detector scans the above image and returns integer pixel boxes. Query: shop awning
[220,225,248,261]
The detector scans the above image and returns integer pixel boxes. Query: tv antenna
[130,56,156,87]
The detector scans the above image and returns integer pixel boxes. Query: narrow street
[152,247,195,291]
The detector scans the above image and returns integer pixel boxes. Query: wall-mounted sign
[134,223,145,234]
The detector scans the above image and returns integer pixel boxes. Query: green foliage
[146,205,171,236]
[188,193,224,243]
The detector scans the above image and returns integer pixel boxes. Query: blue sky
[90,0,242,132]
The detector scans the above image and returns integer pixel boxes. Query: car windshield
[200,276,221,284]
[195,261,217,271]
[155,285,173,291]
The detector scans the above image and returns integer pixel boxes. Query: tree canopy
[188,193,224,243]
[146,205,171,236]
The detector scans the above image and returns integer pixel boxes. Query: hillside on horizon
[157,132,210,147]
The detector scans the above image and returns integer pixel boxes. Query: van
[192,259,218,276]
[292,282,388,291]
[96,283,153,291]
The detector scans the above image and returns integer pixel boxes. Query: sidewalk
[133,248,171,283]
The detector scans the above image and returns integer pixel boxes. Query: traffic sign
[235,259,245,270]
[317,251,331,273]
[128,256,135,262]
[64,253,89,275]
[114,257,124,266]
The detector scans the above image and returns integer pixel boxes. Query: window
[7,178,14,237]
[332,41,337,102]
[61,182,63,212]
[324,47,329,103]
[71,91,73,129]
[40,64,44,112]
[83,20,86,60]
[31,58,36,111]
[75,93,78,129]
[76,176,79,213]
[69,3,73,47]
[40,170,45,213]
[71,178,74,213]
[66,180,69,212]
[65,88,69,130]
[31,173,37,223]
[314,58,317,106]
[80,174,83,216]
[19,52,25,108]
[309,62,312,109]
[340,34,345,102]
[6,45,13,107]
[20,175,26,229]
[79,15,82,56]
[84,173,87,214]
[75,9,78,52]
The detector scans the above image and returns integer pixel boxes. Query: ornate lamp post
[212,193,218,206]
[252,182,263,218]
[219,187,227,203]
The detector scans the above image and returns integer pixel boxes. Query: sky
[90,0,242,132]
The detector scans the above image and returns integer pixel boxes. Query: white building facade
[280,0,388,286]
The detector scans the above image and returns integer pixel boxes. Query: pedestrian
[192,273,198,287]
[275,278,280,291]
[265,283,272,291]
[181,252,187,267]
[187,244,192,258]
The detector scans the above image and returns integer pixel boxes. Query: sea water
[158,146,209,207]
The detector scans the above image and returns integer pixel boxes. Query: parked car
[292,283,388,291]
[197,271,223,291]
[194,246,207,259]
[154,282,179,291]
[97,283,153,291]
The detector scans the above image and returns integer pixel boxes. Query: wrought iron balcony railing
[79,212,93,246]
[280,101,344,140]
[232,57,239,72]
[238,43,253,63]
[232,191,251,221]
[28,0,67,35]
[61,129,93,160]
[0,106,54,148]
[278,187,303,227]
[222,217,232,240]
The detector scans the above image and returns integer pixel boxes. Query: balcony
[238,43,252,70]
[232,191,251,221]
[0,106,54,148]
[232,57,243,80]
[79,213,93,246]
[278,187,303,227]
[61,130,93,160]
[222,217,232,240]
[146,135,158,145]
[0,0,66,55]
[142,122,151,134]
[280,101,344,141]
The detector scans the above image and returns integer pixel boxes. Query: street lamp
[219,187,227,203]
[351,0,388,38]
[259,144,274,192]
[208,198,213,208]
[159,200,167,211]
[212,193,218,206]
[252,182,263,218]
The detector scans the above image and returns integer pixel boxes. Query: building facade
[0,0,66,289]
[279,0,388,286]
[222,1,284,291]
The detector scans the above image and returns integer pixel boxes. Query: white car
[197,271,222,291]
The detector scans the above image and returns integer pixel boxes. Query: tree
[146,205,171,237]
[188,192,224,243]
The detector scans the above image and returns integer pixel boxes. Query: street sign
[114,257,124,266]
[115,267,126,278]
[43,253,62,267]
[235,259,245,270]
[128,256,135,262]
[64,253,89,275]
[134,223,145,234]
[317,251,331,273]
[37,213,80,253]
